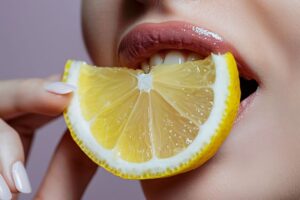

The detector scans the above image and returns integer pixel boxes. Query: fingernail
[12,161,32,194]
[44,82,76,95]
[0,175,12,200]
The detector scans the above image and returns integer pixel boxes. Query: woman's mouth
[117,21,259,117]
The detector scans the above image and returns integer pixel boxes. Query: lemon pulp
[63,53,240,179]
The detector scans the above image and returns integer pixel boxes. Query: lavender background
[0,1,145,199]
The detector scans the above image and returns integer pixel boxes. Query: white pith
[137,73,152,92]
[66,54,229,175]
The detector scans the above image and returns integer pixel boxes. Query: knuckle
[6,78,43,114]
[20,78,44,91]
[17,78,43,98]
[16,78,45,103]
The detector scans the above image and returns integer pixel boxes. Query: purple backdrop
[0,1,145,199]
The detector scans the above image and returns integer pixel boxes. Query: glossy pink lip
[118,21,254,78]
[118,21,259,120]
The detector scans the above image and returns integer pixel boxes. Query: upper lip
[118,21,255,79]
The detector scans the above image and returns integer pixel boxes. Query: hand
[0,77,97,200]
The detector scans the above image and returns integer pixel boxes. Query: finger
[0,174,12,200]
[36,132,98,200]
[8,114,55,135]
[8,114,56,156]
[0,78,75,119]
[0,119,32,196]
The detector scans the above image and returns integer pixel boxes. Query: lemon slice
[63,53,240,179]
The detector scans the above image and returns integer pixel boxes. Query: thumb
[0,77,76,119]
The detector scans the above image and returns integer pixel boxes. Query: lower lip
[235,89,258,124]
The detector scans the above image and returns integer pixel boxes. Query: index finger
[0,77,75,119]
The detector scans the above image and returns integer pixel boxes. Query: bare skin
[0,77,98,199]
[1,0,300,199]
[82,0,300,199]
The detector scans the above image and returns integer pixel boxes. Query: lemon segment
[79,66,139,120]
[115,92,152,162]
[63,53,240,179]
[90,90,140,149]
[150,90,199,158]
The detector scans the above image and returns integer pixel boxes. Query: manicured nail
[12,162,32,194]
[44,82,76,95]
[0,175,12,200]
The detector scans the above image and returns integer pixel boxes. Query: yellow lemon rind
[63,53,240,180]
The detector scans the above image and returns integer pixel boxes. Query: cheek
[142,88,300,199]
[82,0,122,66]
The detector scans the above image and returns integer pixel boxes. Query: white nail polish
[44,82,76,95]
[0,175,12,200]
[12,162,32,194]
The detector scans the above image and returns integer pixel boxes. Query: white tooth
[149,54,163,66]
[187,53,201,61]
[141,61,150,73]
[164,51,186,64]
